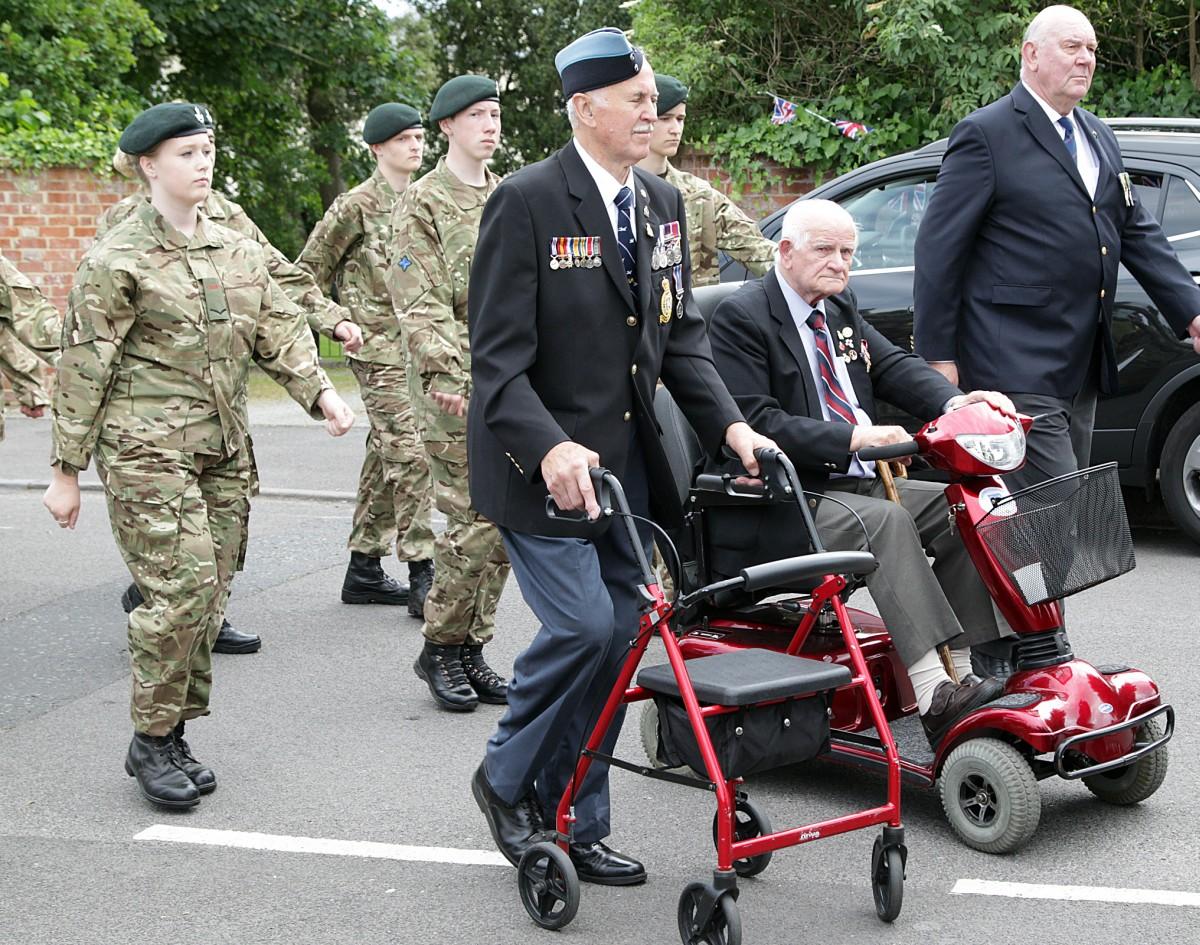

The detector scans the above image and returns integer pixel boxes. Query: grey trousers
[1003,373,1099,492]
[815,476,1011,667]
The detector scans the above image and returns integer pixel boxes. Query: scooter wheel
[871,835,904,922]
[678,882,741,945]
[1083,715,1169,805]
[713,796,774,877]
[517,841,579,930]
[939,737,1041,854]
[639,700,700,776]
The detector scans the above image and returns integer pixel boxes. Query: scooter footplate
[831,714,935,770]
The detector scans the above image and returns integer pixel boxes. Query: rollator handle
[544,466,617,522]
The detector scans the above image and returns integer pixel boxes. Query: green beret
[363,103,423,144]
[119,103,215,156]
[655,75,689,116]
[429,75,499,122]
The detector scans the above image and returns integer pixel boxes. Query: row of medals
[550,253,600,270]
[652,239,682,271]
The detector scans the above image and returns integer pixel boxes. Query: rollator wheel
[938,737,1041,854]
[870,835,904,922]
[677,882,741,945]
[712,796,774,877]
[517,841,579,930]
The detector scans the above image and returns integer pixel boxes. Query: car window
[837,176,935,271]
[1162,174,1200,245]
[1127,171,1165,219]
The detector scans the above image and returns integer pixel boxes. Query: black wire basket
[975,463,1136,606]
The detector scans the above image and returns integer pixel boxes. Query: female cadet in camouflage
[97,143,366,655]
[386,76,510,713]
[297,103,435,612]
[42,103,355,810]
[0,253,59,442]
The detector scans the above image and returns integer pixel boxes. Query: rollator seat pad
[637,649,853,707]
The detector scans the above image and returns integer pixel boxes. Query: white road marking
[135,824,509,867]
[953,878,1200,908]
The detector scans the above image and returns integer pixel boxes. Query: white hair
[565,87,611,129]
[779,199,857,250]
[1023,5,1092,48]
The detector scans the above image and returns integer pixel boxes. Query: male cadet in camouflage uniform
[97,147,365,654]
[0,253,59,441]
[43,103,355,809]
[387,76,509,712]
[298,103,435,613]
[637,75,776,286]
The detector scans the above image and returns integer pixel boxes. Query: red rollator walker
[516,459,907,944]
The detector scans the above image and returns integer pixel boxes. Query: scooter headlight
[955,427,1026,471]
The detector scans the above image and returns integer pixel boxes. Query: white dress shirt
[1022,81,1100,198]
[573,138,636,241]
[776,268,875,478]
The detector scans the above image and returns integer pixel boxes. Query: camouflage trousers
[422,436,510,646]
[97,442,249,737]
[347,357,434,562]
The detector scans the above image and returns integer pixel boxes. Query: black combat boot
[341,551,409,605]
[171,721,217,794]
[124,732,201,809]
[124,583,260,655]
[461,644,509,704]
[413,642,478,712]
[406,559,434,619]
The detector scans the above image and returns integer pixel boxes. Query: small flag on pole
[771,96,797,125]
[834,119,872,140]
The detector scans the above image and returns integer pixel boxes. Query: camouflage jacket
[386,157,499,398]
[54,202,330,472]
[0,254,58,442]
[296,169,403,365]
[98,190,349,339]
[663,162,776,288]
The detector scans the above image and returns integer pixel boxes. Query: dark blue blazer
[913,82,1200,397]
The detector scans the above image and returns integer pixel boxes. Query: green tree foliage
[147,0,438,255]
[0,0,163,170]
[629,0,1200,194]
[414,0,632,171]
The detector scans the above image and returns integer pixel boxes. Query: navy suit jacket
[467,142,742,537]
[913,82,1200,397]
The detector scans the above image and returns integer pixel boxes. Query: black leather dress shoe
[568,841,647,886]
[921,676,1005,746]
[212,619,261,655]
[471,762,543,866]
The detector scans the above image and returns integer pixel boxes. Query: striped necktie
[807,310,857,425]
[614,185,637,289]
[1058,116,1077,161]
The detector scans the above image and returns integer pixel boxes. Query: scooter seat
[637,649,852,707]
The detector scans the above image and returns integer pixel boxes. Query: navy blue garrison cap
[555,28,645,99]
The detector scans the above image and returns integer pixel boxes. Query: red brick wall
[674,147,815,221]
[0,167,137,311]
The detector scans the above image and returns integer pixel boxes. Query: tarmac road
[1,414,1198,945]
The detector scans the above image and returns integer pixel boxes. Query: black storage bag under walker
[654,691,832,779]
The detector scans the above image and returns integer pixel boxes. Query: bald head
[1020,5,1097,114]
[777,199,858,304]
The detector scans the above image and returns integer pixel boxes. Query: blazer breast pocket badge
[549,237,601,270]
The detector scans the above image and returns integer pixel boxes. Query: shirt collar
[573,138,635,212]
[1022,80,1074,129]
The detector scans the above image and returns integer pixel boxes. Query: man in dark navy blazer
[709,199,1009,746]
[466,28,774,884]
[914,4,1200,492]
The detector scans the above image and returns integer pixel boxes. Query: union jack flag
[771,96,797,125]
[834,119,872,140]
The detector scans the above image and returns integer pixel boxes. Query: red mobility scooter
[642,394,1174,855]
[517,464,908,944]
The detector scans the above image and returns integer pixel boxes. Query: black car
[718,118,1200,544]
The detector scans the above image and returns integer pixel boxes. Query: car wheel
[1159,401,1200,545]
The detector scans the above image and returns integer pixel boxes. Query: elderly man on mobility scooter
[707,199,1015,747]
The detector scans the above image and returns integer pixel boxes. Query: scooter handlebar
[856,441,920,461]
